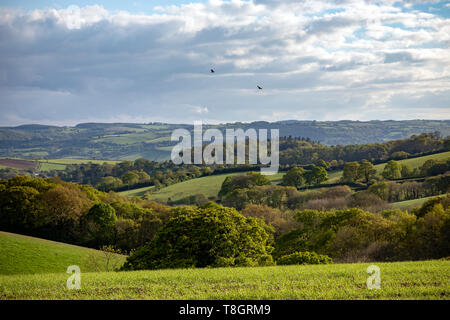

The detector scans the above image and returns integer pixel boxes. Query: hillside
[129,151,449,203]
[1,120,448,161]
[142,171,284,202]
[0,232,126,275]
[327,151,450,183]
[0,260,448,299]
[391,194,449,210]
[0,158,122,172]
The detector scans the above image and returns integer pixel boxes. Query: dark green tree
[382,160,402,179]
[305,166,328,185]
[357,160,377,183]
[281,166,306,188]
[121,203,274,270]
[342,162,360,183]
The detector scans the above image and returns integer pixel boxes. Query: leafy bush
[121,203,275,270]
[218,172,270,197]
[277,251,332,265]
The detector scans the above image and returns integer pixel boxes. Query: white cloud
[0,0,449,126]
[193,106,209,114]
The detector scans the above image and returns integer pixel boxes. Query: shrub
[277,251,332,265]
[349,192,389,212]
[281,166,306,188]
[391,151,410,160]
[121,203,275,270]
[218,172,270,197]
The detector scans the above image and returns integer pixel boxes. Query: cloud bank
[0,0,449,126]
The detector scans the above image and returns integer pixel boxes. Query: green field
[37,159,122,171]
[0,232,126,275]
[327,151,450,183]
[141,151,450,202]
[145,172,284,202]
[119,185,155,197]
[37,162,67,171]
[391,194,448,210]
[42,159,121,165]
[0,260,448,299]
[119,151,450,201]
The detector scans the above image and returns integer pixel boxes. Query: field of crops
[1,259,448,299]
[0,232,126,275]
[0,159,37,170]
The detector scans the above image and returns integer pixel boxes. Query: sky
[0,0,449,126]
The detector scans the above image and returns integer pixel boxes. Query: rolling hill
[137,151,450,203]
[137,171,284,202]
[327,151,450,183]
[1,120,448,161]
[0,158,122,172]
[391,194,449,210]
[0,232,126,275]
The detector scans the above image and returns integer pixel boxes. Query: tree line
[1,175,448,269]
[19,132,445,194]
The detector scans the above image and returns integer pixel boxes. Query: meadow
[146,171,284,202]
[119,185,155,197]
[327,151,450,183]
[138,151,450,202]
[391,194,448,209]
[0,158,122,172]
[0,232,126,275]
[0,260,448,300]
[37,159,122,171]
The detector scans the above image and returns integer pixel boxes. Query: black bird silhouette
[257,85,263,90]
[210,69,215,73]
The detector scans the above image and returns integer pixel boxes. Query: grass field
[0,260,448,299]
[146,171,284,202]
[37,159,122,171]
[119,151,450,201]
[0,232,126,275]
[41,159,121,165]
[391,194,448,210]
[327,151,450,183]
[0,158,122,172]
[119,185,155,197]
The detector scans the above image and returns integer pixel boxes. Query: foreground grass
[0,232,126,275]
[0,260,448,300]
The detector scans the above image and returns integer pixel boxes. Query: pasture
[391,194,448,210]
[147,171,284,202]
[0,232,126,275]
[0,260,448,299]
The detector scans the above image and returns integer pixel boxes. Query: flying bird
[257,85,263,90]
[210,69,215,73]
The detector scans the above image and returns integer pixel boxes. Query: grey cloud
[0,2,449,126]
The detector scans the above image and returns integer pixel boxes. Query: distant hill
[0,120,448,161]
